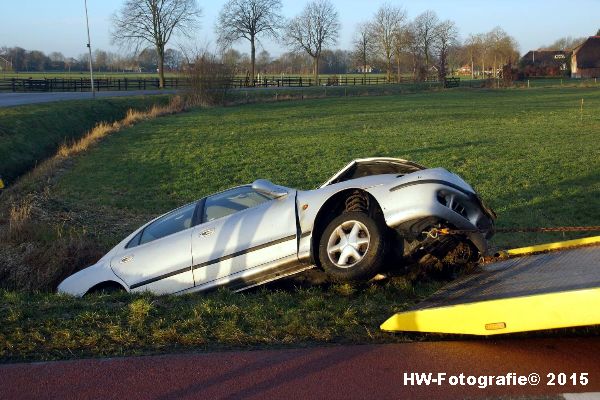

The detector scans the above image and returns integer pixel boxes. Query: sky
[1,0,599,58]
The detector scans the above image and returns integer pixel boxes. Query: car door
[110,202,197,294]
[191,186,298,288]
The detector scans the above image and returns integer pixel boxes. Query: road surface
[1,338,599,399]
[0,90,177,107]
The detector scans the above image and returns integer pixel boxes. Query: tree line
[1,0,542,87]
[109,0,521,87]
[0,46,185,74]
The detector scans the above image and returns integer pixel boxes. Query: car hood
[320,158,426,188]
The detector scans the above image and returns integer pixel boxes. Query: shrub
[184,52,234,106]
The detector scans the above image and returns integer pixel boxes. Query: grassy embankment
[56,87,599,248]
[1,87,599,362]
[0,96,171,185]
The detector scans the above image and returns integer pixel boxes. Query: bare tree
[476,33,490,77]
[464,34,482,79]
[285,0,340,82]
[540,36,586,51]
[353,22,372,79]
[370,4,405,82]
[486,27,519,78]
[111,0,201,88]
[414,10,439,70]
[185,50,234,106]
[216,0,282,85]
[433,20,459,81]
[256,49,272,74]
[393,27,413,82]
[403,23,422,80]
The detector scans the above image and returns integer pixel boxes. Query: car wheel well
[310,189,384,267]
[85,281,126,296]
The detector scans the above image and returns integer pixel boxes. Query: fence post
[11,78,15,92]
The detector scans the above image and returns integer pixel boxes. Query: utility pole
[84,0,95,98]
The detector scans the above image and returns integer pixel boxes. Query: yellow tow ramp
[381,237,600,335]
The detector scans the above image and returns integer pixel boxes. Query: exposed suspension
[345,191,369,213]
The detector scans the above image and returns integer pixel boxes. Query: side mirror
[252,179,289,199]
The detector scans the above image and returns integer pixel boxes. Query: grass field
[1,86,599,362]
[0,95,171,185]
[56,87,600,249]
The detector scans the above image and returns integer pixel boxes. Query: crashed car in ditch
[58,158,496,296]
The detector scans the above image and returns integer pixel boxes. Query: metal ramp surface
[381,239,600,335]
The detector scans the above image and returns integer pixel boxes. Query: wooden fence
[232,75,440,88]
[0,75,441,93]
[0,77,183,93]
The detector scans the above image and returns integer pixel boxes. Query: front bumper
[371,177,495,254]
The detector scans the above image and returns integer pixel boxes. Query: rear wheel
[318,212,386,282]
[85,281,125,296]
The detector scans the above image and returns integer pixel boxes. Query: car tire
[85,281,126,296]
[318,211,386,282]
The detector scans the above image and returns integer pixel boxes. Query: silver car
[58,158,495,296]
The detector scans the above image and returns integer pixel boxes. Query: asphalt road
[0,90,177,107]
[1,338,599,399]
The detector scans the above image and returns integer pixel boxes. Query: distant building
[356,65,374,73]
[571,36,600,78]
[519,50,570,77]
[457,64,472,75]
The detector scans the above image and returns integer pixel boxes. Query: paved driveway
[1,338,599,399]
[0,90,178,107]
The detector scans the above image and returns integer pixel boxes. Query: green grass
[0,280,441,362]
[55,87,600,249]
[0,95,170,185]
[1,86,600,362]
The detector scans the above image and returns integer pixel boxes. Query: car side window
[203,186,271,222]
[137,202,197,246]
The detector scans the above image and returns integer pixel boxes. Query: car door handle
[120,255,134,264]
[199,228,215,238]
